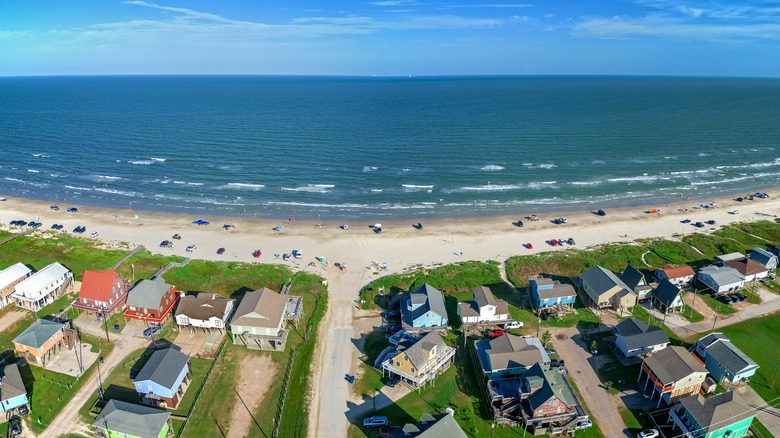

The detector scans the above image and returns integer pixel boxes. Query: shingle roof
[749,248,777,267]
[659,264,695,279]
[705,339,758,375]
[0,363,27,402]
[404,284,447,326]
[93,399,170,438]
[0,263,31,290]
[697,265,745,286]
[231,287,287,329]
[697,333,727,348]
[716,252,745,263]
[478,335,549,372]
[679,392,753,433]
[174,293,234,322]
[416,413,467,438]
[643,346,706,383]
[523,363,576,410]
[13,319,65,350]
[530,276,554,286]
[724,257,768,277]
[79,269,124,302]
[458,302,480,318]
[126,278,172,309]
[580,266,632,296]
[133,348,189,390]
[619,265,645,290]
[537,283,576,300]
[614,318,670,351]
[401,331,448,371]
[653,279,682,308]
[473,286,496,308]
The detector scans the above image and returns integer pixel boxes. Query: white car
[292,249,303,259]
[637,429,659,438]
[575,419,592,430]
[505,321,524,329]
[90,232,99,238]
[186,244,197,252]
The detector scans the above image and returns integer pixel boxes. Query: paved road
[38,331,149,438]
[553,326,632,438]
[736,385,780,436]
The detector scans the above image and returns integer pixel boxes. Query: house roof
[458,302,480,318]
[0,262,32,290]
[613,318,670,351]
[404,284,447,326]
[473,286,497,308]
[619,265,645,290]
[399,331,448,371]
[174,293,234,322]
[13,318,66,350]
[15,262,70,296]
[415,413,467,438]
[697,332,727,348]
[716,252,745,263]
[530,276,554,286]
[126,278,172,309]
[749,248,777,267]
[697,265,745,286]
[704,338,758,375]
[0,363,27,402]
[653,279,682,308]
[643,346,706,383]
[580,266,632,296]
[134,348,190,390]
[79,269,123,302]
[724,257,768,277]
[659,264,695,279]
[679,392,753,433]
[537,283,576,300]
[523,363,577,410]
[231,287,287,329]
[479,335,549,372]
[93,399,171,438]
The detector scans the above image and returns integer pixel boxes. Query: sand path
[0,309,27,333]
[227,353,276,438]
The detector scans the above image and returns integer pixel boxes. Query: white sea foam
[570,180,604,186]
[96,175,122,180]
[280,184,334,193]
[363,166,379,172]
[402,184,434,189]
[370,189,384,193]
[27,169,40,173]
[537,163,556,169]
[150,157,166,162]
[698,152,710,157]
[128,160,154,165]
[32,153,50,158]
[92,188,139,197]
[173,181,187,184]
[606,175,660,183]
[64,185,93,191]
[591,160,606,165]
[459,184,524,192]
[223,183,266,191]
[4,177,23,183]
[480,165,505,171]
[265,201,369,209]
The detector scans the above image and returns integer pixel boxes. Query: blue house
[528,276,576,310]
[749,247,778,272]
[133,348,191,409]
[401,284,448,331]
[694,334,759,387]
[0,363,29,415]
[476,334,549,379]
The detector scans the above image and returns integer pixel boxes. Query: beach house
[13,318,67,366]
[476,334,550,379]
[133,348,191,409]
[73,269,129,315]
[749,247,778,272]
[379,412,467,438]
[668,392,754,438]
[654,264,695,289]
[528,276,576,311]
[12,262,73,311]
[694,333,759,387]
[696,265,745,294]
[93,399,173,438]
[724,257,769,282]
[578,266,637,312]
[124,278,178,325]
[174,293,235,332]
[0,262,32,308]
[651,280,685,314]
[382,331,456,388]
[638,346,708,407]
[613,318,670,358]
[401,284,448,332]
[0,363,29,416]
[620,265,655,302]
[458,286,510,325]
[230,288,290,351]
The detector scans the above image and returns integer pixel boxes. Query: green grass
[721,313,780,405]
[115,250,184,283]
[698,293,737,315]
[750,418,773,438]
[764,280,780,294]
[173,358,212,416]
[163,260,291,298]
[734,220,780,243]
[182,346,240,438]
[714,227,770,251]
[647,240,705,266]
[682,234,744,260]
[78,346,148,421]
[680,303,705,323]
[0,233,127,281]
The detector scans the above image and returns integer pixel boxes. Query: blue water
[1,76,780,219]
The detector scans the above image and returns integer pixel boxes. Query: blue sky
[1,0,778,76]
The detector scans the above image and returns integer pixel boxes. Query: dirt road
[38,333,149,438]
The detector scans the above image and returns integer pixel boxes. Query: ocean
[1,75,780,219]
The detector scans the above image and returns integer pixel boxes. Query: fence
[0,229,32,245]
[112,245,145,269]
[272,347,298,438]
[174,336,228,438]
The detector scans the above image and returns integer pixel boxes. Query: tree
[541,330,552,347]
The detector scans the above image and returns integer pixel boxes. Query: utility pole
[711,312,718,333]
[772,359,780,388]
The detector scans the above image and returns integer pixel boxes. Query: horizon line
[1,73,779,80]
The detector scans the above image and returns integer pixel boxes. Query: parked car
[90,231,99,238]
[515,220,524,227]
[735,292,747,301]
[186,244,197,252]
[694,222,705,228]
[706,220,716,225]
[217,247,225,255]
[386,375,399,387]
[488,329,507,338]
[67,207,78,213]
[143,325,162,338]
[551,359,565,367]
[282,253,291,261]
[385,326,402,335]
[252,249,262,258]
[292,249,303,259]
[575,419,592,430]
[729,293,744,302]
[524,243,533,249]
[160,240,172,248]
[505,321,524,329]
[172,233,182,240]
[9,416,21,436]
[597,209,606,216]
[717,294,734,304]
[567,237,576,245]
[363,416,389,428]
[550,239,559,246]
[51,223,59,229]
[637,429,659,438]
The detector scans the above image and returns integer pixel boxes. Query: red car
[252,249,262,258]
[487,329,507,338]
[525,243,533,249]
[551,239,559,246]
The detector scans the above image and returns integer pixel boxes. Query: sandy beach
[3,190,780,437]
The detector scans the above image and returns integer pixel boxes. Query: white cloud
[572,15,780,41]
[677,5,703,18]
[367,0,416,6]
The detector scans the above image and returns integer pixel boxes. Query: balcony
[382,346,456,386]
[669,408,698,438]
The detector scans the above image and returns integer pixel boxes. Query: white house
[696,265,745,294]
[458,286,510,324]
[174,293,235,332]
[12,263,73,311]
[724,257,769,282]
[0,263,32,308]
[613,318,670,358]
[654,264,695,289]
[749,248,778,272]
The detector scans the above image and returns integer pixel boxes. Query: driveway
[736,385,780,436]
[173,329,225,358]
[552,326,632,438]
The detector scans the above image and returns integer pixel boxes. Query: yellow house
[383,331,456,387]
[579,265,638,312]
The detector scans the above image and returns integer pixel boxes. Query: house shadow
[129,340,174,379]
[229,286,255,301]
[350,328,391,366]
[345,390,415,427]
[371,286,405,310]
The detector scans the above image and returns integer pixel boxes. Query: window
[403,354,408,361]
[396,361,401,367]
[410,367,415,374]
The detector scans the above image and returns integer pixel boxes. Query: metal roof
[126,278,172,310]
[0,263,31,290]
[93,399,171,438]
[133,348,190,390]
[14,263,70,297]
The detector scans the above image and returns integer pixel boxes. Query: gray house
[93,399,173,438]
[652,280,684,314]
[613,318,670,358]
[579,266,637,311]
[749,247,778,272]
[696,265,745,294]
[476,334,550,379]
